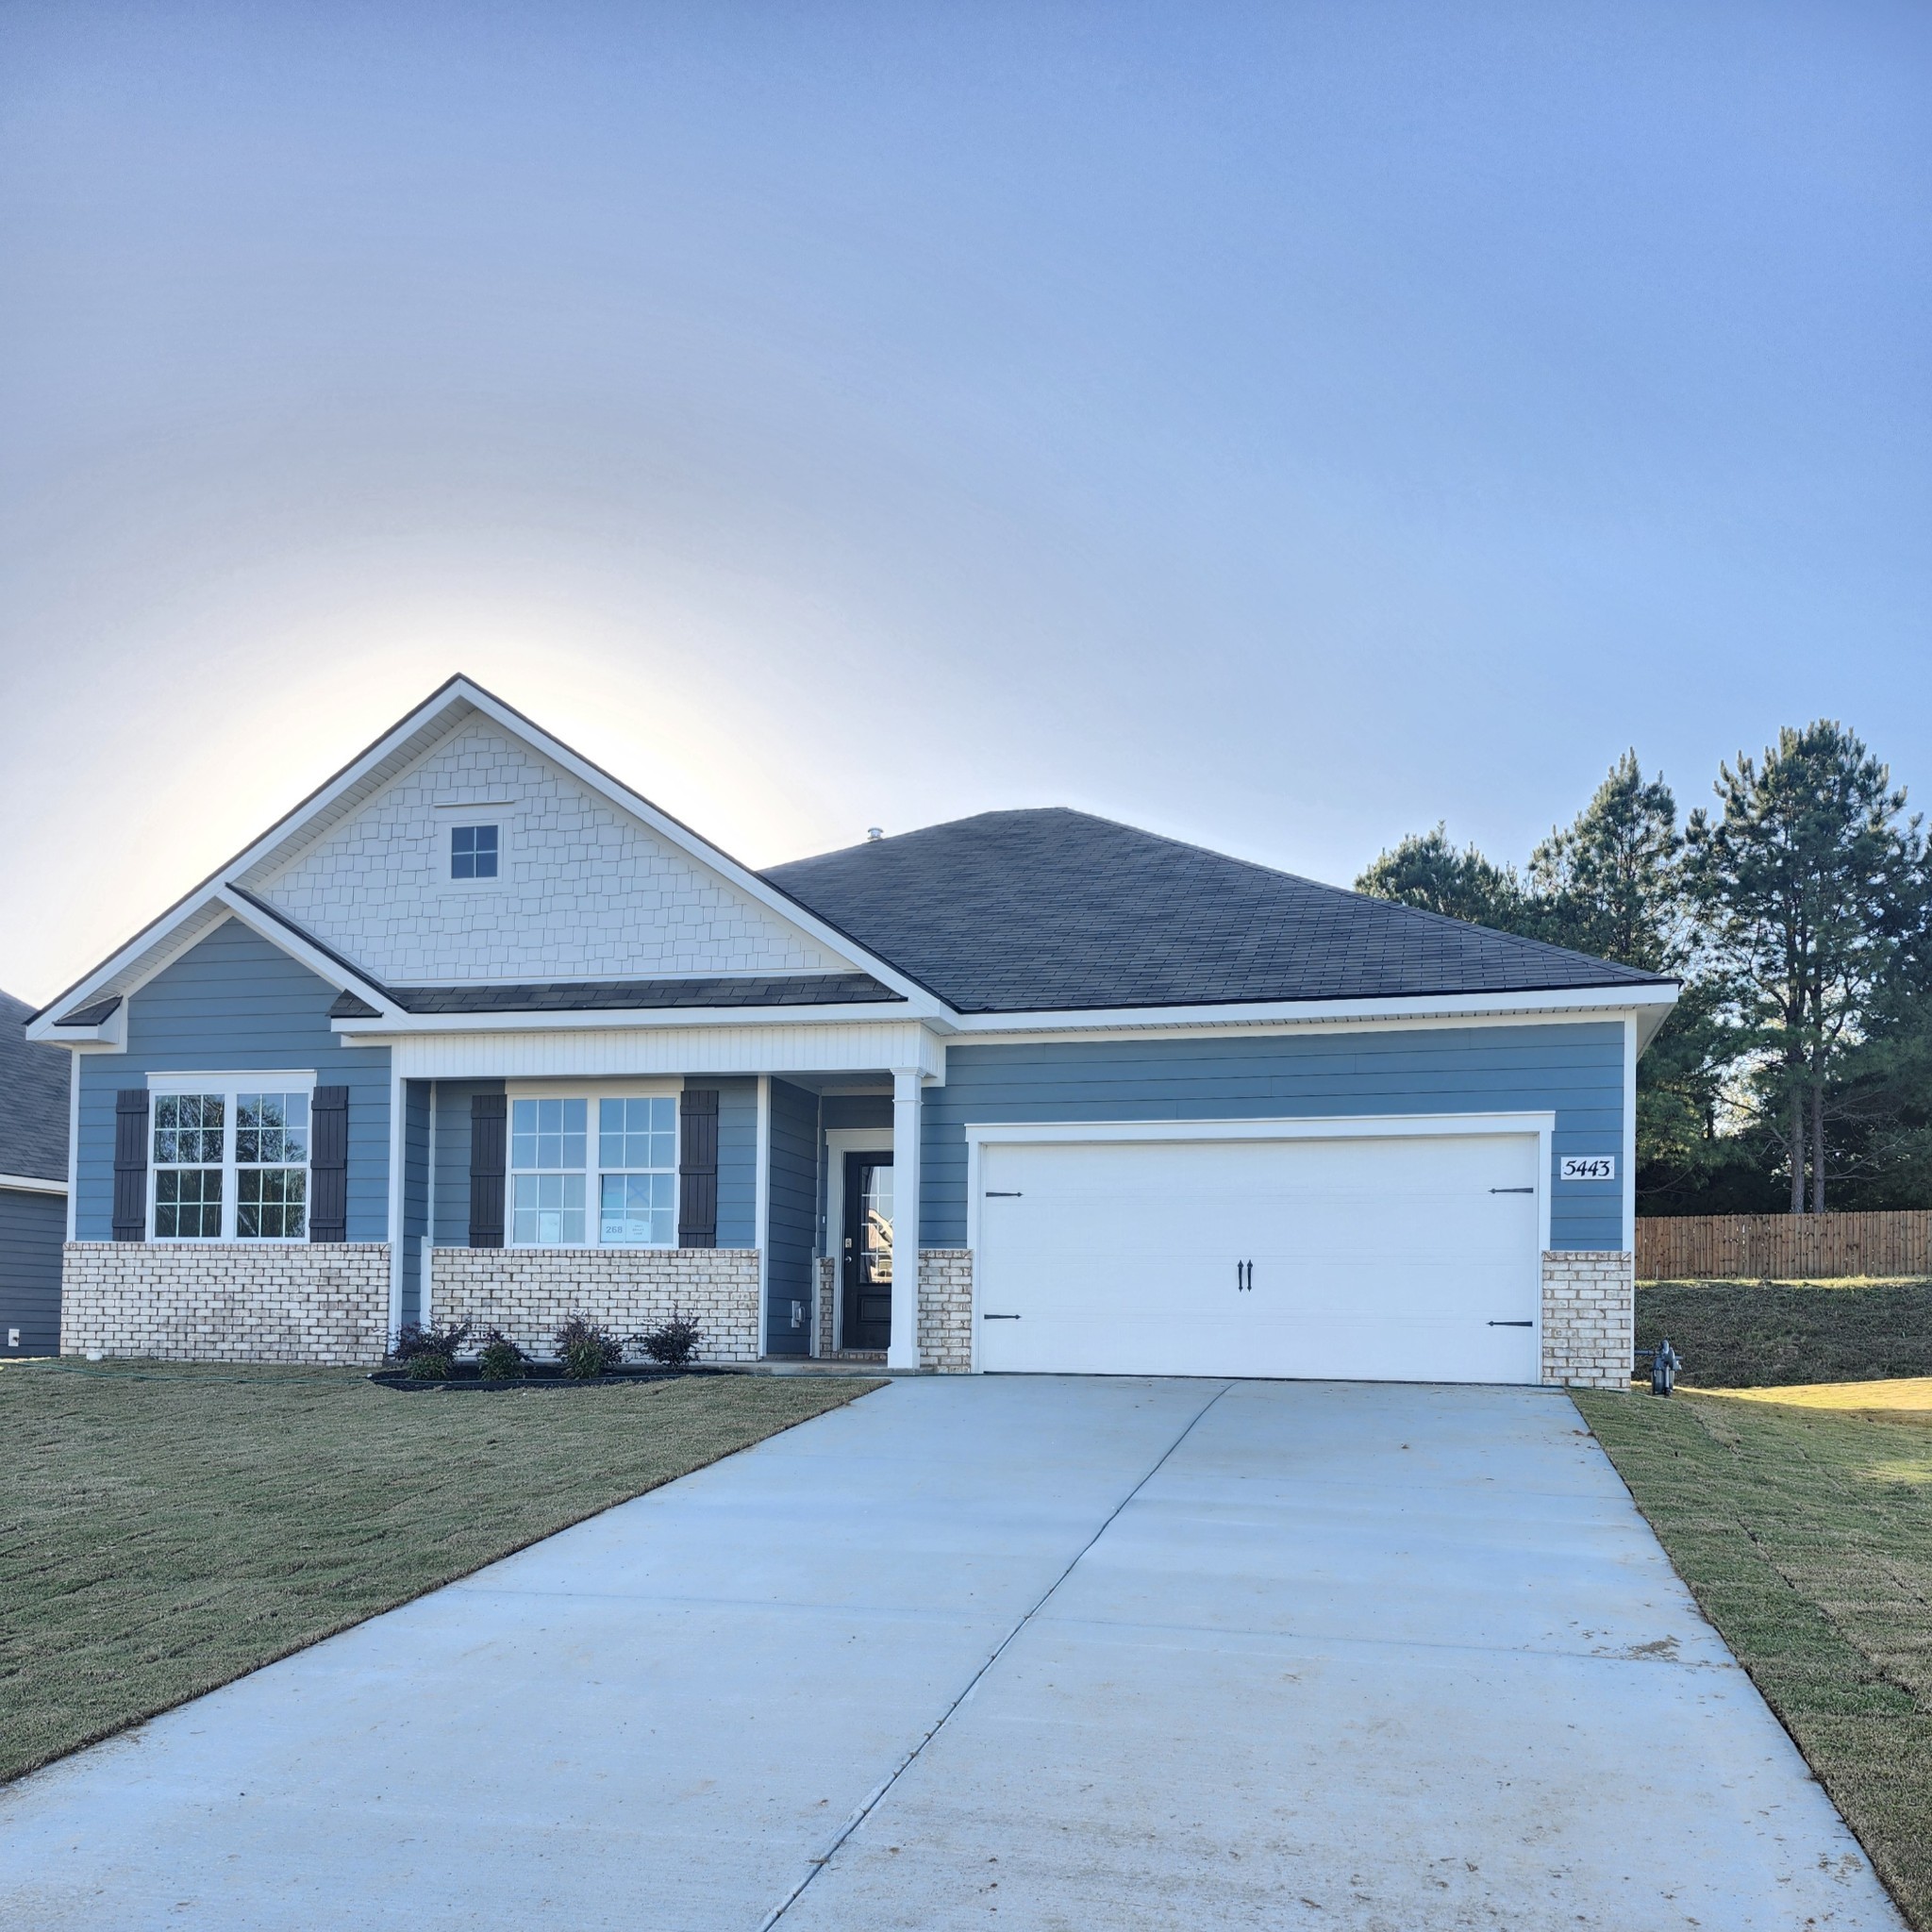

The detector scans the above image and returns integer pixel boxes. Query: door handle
[984,1191,1023,1197]
[1490,1187,1535,1195]
[1236,1260,1253,1291]
[1488,1320,1534,1327]
[981,1313,1022,1320]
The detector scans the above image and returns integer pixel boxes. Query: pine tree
[1683,722,1921,1213]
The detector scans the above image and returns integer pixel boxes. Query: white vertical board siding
[385,1022,943,1082]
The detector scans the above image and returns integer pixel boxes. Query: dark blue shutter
[112,1090,148,1241]
[677,1090,718,1248]
[308,1086,349,1241]
[469,1092,507,1248]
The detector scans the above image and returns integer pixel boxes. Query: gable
[244,720,849,987]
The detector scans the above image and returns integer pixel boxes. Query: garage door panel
[976,1131,1541,1384]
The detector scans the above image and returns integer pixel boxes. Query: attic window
[451,824,499,880]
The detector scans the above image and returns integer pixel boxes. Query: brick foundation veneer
[1541,1251,1634,1390]
[918,1249,974,1374]
[61,1241,391,1365]
[430,1247,760,1364]
[817,1256,837,1354]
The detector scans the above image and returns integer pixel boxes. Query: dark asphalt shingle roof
[332,973,901,1019]
[0,989,70,1182]
[764,808,1672,1014]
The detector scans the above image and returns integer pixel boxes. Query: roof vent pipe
[866,827,883,841]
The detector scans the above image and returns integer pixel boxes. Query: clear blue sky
[2,1,1925,1003]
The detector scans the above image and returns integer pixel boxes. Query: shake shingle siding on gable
[765,809,1670,1013]
[73,922,391,1242]
[919,1024,1627,1251]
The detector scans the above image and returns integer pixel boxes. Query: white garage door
[974,1129,1542,1383]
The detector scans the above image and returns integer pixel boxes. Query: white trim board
[948,983,1676,1045]
[824,1126,893,1355]
[146,1070,319,1091]
[0,1172,67,1195]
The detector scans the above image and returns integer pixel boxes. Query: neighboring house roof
[328,973,901,1019]
[0,989,70,1181]
[764,808,1674,1015]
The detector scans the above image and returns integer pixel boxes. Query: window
[510,1097,586,1243]
[451,823,498,879]
[152,1082,311,1241]
[598,1097,676,1244]
[154,1093,225,1238]
[508,1091,678,1246]
[237,1092,308,1238]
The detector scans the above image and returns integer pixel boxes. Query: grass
[1577,1387,1932,1929]
[1637,1275,1932,1387]
[0,1360,880,1788]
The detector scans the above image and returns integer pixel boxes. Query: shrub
[553,1315,624,1379]
[476,1328,528,1381]
[637,1313,703,1367]
[406,1351,453,1381]
[390,1319,471,1368]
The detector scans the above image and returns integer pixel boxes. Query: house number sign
[1559,1156,1617,1182]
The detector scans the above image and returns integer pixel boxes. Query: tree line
[1356,724,1931,1218]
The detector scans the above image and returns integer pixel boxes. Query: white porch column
[888,1066,923,1370]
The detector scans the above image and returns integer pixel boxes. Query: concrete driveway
[0,1377,1901,1930]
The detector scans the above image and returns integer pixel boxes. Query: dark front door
[841,1152,893,1351]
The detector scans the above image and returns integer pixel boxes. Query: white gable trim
[28,676,948,1038]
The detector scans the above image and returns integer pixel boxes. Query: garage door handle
[981,1313,1022,1320]
[984,1191,1023,1197]
[1490,1187,1535,1194]
[1488,1320,1534,1327]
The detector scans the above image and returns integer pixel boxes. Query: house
[25,677,1676,1384]
[2,988,71,1355]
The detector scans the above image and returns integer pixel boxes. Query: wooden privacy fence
[1638,1210,1932,1281]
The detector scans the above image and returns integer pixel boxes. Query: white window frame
[146,1072,319,1244]
[433,799,516,894]
[504,1079,682,1250]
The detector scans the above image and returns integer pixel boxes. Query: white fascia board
[962,1110,1557,1147]
[448,684,950,1017]
[332,1000,924,1038]
[35,1000,130,1051]
[0,1172,68,1195]
[947,981,1678,1042]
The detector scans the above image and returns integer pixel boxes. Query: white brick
[1540,1251,1634,1390]
[61,1243,391,1366]
[430,1247,760,1363]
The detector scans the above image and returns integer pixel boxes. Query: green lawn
[0,1361,879,1787]
[1638,1276,1932,1388]
[1577,1387,1932,1929]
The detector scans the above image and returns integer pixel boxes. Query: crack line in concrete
[756,1380,1233,1932]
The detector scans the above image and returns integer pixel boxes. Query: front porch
[404,1061,974,1374]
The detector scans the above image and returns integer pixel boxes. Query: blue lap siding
[74,921,391,1242]
[714,1078,757,1249]
[427,1081,504,1245]
[921,1023,1628,1252]
[765,1078,820,1354]
[1,1186,65,1354]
